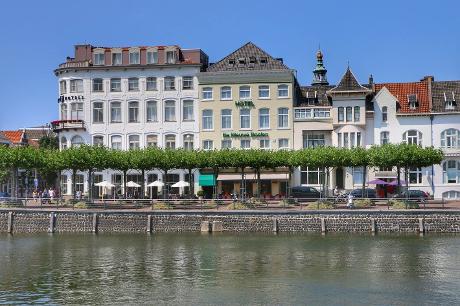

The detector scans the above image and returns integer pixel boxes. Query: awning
[374,171,397,179]
[199,174,216,186]
[217,173,289,181]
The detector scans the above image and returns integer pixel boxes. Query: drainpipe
[430,114,435,196]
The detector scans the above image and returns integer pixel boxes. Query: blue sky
[0,0,459,129]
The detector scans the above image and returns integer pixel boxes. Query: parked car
[392,190,429,202]
[290,186,321,201]
[0,192,11,203]
[349,188,377,199]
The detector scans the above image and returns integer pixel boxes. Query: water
[0,233,459,305]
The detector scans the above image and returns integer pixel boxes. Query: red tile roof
[2,131,24,144]
[375,80,430,113]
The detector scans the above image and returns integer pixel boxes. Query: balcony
[294,107,331,121]
[58,60,90,69]
[51,120,86,132]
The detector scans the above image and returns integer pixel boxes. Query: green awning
[199,174,216,186]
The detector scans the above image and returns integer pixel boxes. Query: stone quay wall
[1,210,460,234]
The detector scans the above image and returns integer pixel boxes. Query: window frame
[182,100,194,121]
[239,85,251,99]
[202,109,213,130]
[202,87,213,100]
[128,101,139,123]
[146,100,158,122]
[93,102,104,124]
[128,77,139,92]
[278,107,289,129]
[164,100,176,122]
[110,102,122,123]
[258,85,270,99]
[146,77,157,91]
[259,108,270,129]
[110,78,122,92]
[278,84,289,98]
[240,108,251,129]
[220,86,232,100]
[164,76,175,91]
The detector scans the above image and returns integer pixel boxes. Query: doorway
[336,168,344,189]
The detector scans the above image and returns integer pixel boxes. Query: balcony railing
[51,120,85,131]
[294,108,331,121]
[58,60,90,69]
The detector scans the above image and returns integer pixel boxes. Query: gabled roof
[2,131,24,144]
[206,42,290,72]
[431,81,460,113]
[0,132,11,145]
[374,80,430,113]
[23,128,49,141]
[328,67,371,93]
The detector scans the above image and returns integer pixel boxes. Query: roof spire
[312,48,328,85]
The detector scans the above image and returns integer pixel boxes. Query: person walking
[347,192,354,209]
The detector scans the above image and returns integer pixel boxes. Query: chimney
[421,75,434,82]
[423,76,434,111]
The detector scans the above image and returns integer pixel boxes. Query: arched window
[70,135,84,147]
[202,87,213,100]
[128,135,140,149]
[60,136,67,150]
[259,108,270,129]
[111,135,122,150]
[443,160,460,184]
[382,106,388,122]
[403,130,422,146]
[202,109,213,130]
[146,100,157,122]
[278,108,289,128]
[380,131,389,145]
[165,134,176,149]
[183,134,194,150]
[128,101,139,123]
[443,191,460,200]
[441,129,460,149]
[164,100,176,122]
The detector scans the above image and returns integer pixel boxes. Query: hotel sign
[234,100,255,108]
[58,95,85,103]
[223,132,269,138]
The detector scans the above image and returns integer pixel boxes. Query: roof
[0,132,11,145]
[23,128,49,141]
[2,131,24,144]
[431,81,460,113]
[206,42,290,72]
[297,85,334,107]
[375,80,430,113]
[329,67,371,93]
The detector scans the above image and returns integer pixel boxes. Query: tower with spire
[312,49,329,85]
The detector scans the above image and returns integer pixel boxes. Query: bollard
[321,218,326,233]
[201,221,211,232]
[7,212,13,234]
[419,218,425,234]
[212,221,223,232]
[371,218,376,234]
[146,215,152,233]
[272,218,279,233]
[92,213,98,233]
[48,212,56,233]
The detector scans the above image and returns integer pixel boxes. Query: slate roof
[23,128,49,141]
[431,81,460,112]
[206,42,290,72]
[374,80,430,113]
[329,67,371,93]
[297,85,334,107]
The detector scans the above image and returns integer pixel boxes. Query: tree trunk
[123,170,127,199]
[162,169,168,199]
[188,168,193,198]
[287,166,293,198]
[141,169,145,199]
[11,167,17,199]
[256,169,261,199]
[87,169,92,202]
[241,167,245,201]
[362,166,367,198]
[72,169,76,199]
[396,166,401,194]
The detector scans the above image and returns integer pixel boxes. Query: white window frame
[128,101,139,123]
[258,85,270,99]
[111,135,122,150]
[221,86,232,100]
[409,167,423,185]
[112,53,122,65]
[93,102,104,123]
[441,129,460,149]
[146,101,157,122]
[240,139,251,149]
[259,139,270,150]
[164,100,176,122]
[182,76,194,90]
[164,77,175,91]
[278,108,289,129]
[203,140,213,150]
[278,84,289,98]
[381,131,390,145]
[128,78,139,91]
[146,77,157,91]
[146,51,158,64]
[239,85,251,99]
[70,79,83,93]
[443,160,460,184]
[110,78,121,92]
[182,100,194,121]
[129,51,140,64]
[221,139,232,149]
[278,138,289,149]
[146,134,158,148]
[403,130,422,146]
[93,53,105,65]
[221,109,232,130]
[240,109,251,129]
[202,87,213,100]
[110,102,122,123]
[202,109,213,130]
[183,134,194,150]
[259,108,270,129]
[128,135,140,150]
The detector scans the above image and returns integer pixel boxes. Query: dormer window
[260,57,268,64]
[408,94,418,110]
[166,51,176,64]
[93,53,105,65]
[129,51,140,64]
[249,56,256,64]
[238,58,245,66]
[228,58,235,66]
[444,92,457,110]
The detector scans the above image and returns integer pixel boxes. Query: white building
[53,44,208,197]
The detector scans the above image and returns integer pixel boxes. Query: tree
[38,135,59,150]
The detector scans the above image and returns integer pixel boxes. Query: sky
[0,0,459,130]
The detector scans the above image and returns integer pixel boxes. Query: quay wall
[1,210,460,234]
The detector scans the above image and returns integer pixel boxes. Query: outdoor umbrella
[388,179,407,186]
[94,181,115,200]
[171,180,190,188]
[126,181,141,187]
[367,179,389,185]
[147,180,164,199]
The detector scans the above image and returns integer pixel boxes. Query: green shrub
[225,202,250,210]
[196,190,205,197]
[151,202,173,210]
[73,201,88,209]
[280,198,296,206]
[305,200,335,210]
[354,199,373,208]
[390,200,419,209]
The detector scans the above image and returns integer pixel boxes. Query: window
[60,136,67,150]
[112,53,122,65]
[182,76,193,90]
[259,85,270,99]
[240,109,251,129]
[147,51,158,64]
[278,108,289,128]
[403,130,422,146]
[92,78,103,92]
[93,53,104,65]
[239,86,251,99]
[61,104,67,120]
[60,80,67,94]
[278,138,289,149]
[357,132,361,147]
[71,103,83,120]
[382,106,388,122]
[354,106,360,122]
[164,100,176,121]
[183,134,194,150]
[166,51,176,64]
[443,160,460,184]
[353,167,364,185]
[203,140,213,150]
[303,134,325,148]
[408,94,418,109]
[110,78,121,92]
[444,92,457,110]
[128,135,140,149]
[146,135,158,148]
[110,102,122,123]
[202,109,213,130]
[93,135,104,146]
[164,77,175,90]
[240,139,251,149]
[278,84,288,97]
[71,135,84,147]
[70,79,83,93]
[221,109,232,129]
[183,100,194,121]
[409,167,423,185]
[350,132,355,147]
[259,139,270,149]
[442,191,460,200]
[260,57,268,64]
[441,129,460,149]
[146,101,157,122]
[202,87,213,100]
[129,51,140,64]
[259,108,270,129]
[60,175,68,195]
[165,135,176,149]
[338,107,344,122]
[346,106,352,122]
[221,139,232,149]
[128,78,139,91]
[146,77,157,91]
[313,108,330,118]
[300,167,324,185]
[128,101,139,123]
[111,135,122,150]
[343,133,349,148]
[221,86,232,100]
[337,133,342,147]
[93,102,103,123]
[381,131,390,145]
[75,174,84,193]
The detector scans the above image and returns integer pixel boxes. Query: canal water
[0,233,459,305]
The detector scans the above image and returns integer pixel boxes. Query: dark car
[393,190,429,202]
[349,188,377,198]
[0,192,10,203]
[290,186,321,201]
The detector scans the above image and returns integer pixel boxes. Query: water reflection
[0,233,459,305]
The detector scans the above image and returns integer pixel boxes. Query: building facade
[53,44,208,197]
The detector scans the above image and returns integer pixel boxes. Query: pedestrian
[49,188,55,202]
[347,193,354,209]
[32,190,38,202]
